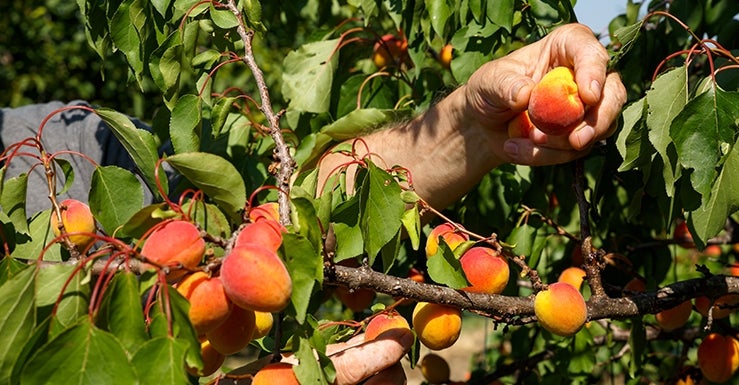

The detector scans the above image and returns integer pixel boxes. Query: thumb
[466,64,535,122]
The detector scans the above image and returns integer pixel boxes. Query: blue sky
[573,0,629,35]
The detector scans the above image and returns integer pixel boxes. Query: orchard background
[2,0,739,384]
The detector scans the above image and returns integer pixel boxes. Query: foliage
[1,0,739,384]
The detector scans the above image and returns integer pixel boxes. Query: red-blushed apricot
[527,66,585,136]
[248,202,280,223]
[176,272,233,335]
[697,333,739,383]
[439,44,453,69]
[673,220,695,248]
[50,199,97,249]
[372,33,409,68]
[534,282,588,337]
[364,310,411,342]
[655,300,692,331]
[186,340,225,377]
[425,223,469,258]
[233,220,283,253]
[412,302,462,350]
[704,244,723,258]
[141,220,205,282]
[252,362,300,385]
[459,247,509,294]
[205,305,256,355]
[507,110,535,139]
[420,353,451,384]
[335,286,376,312]
[695,295,739,319]
[729,263,739,277]
[558,266,587,291]
[220,244,292,312]
[252,311,273,339]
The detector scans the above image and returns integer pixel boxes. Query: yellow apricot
[528,66,585,136]
[534,282,588,337]
[557,266,587,291]
[425,223,469,258]
[252,311,273,339]
[412,302,462,350]
[50,199,97,249]
[186,340,224,377]
[176,272,232,335]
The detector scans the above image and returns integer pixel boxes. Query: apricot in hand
[697,333,739,383]
[534,282,588,337]
[364,310,411,342]
[220,244,292,312]
[140,220,205,281]
[507,110,535,139]
[528,66,585,136]
[50,199,97,249]
[412,302,462,350]
[459,247,509,294]
[176,272,232,335]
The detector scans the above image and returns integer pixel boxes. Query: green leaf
[96,272,148,352]
[96,108,167,197]
[110,0,146,86]
[293,327,332,385]
[671,88,739,198]
[0,264,36,384]
[90,166,145,235]
[36,264,89,331]
[21,318,139,385]
[628,318,646,378]
[170,94,203,154]
[12,210,63,261]
[165,152,246,221]
[131,337,190,385]
[646,66,688,195]
[53,158,75,196]
[487,0,514,31]
[0,173,29,234]
[358,162,405,262]
[401,207,421,251]
[210,5,239,29]
[331,195,363,262]
[282,38,340,113]
[507,224,538,268]
[425,0,451,37]
[149,31,183,97]
[427,241,469,289]
[147,286,202,371]
[615,97,649,172]
[321,108,410,141]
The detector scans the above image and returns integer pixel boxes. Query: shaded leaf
[358,162,405,263]
[0,173,29,235]
[131,337,190,385]
[427,241,469,289]
[0,264,36,384]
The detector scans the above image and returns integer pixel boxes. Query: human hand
[464,23,627,166]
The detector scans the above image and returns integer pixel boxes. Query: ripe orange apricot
[252,311,273,339]
[50,199,97,249]
[364,310,411,341]
[412,302,462,350]
[335,286,376,312]
[697,333,739,383]
[425,223,469,258]
[176,272,233,335]
[420,353,451,384]
[534,282,588,337]
[655,300,692,332]
[459,247,509,294]
[372,33,409,68]
[558,266,587,291]
[673,220,695,248]
[186,340,225,377]
[233,220,283,253]
[695,295,739,319]
[205,305,256,355]
[220,244,292,312]
[507,110,535,139]
[528,66,585,136]
[252,362,300,385]
[439,44,453,69]
[623,277,647,295]
[140,220,205,282]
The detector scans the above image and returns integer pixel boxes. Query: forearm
[317,85,507,211]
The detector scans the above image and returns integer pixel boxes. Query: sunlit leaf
[90,165,145,235]
[358,162,404,262]
[0,264,35,384]
[282,39,340,113]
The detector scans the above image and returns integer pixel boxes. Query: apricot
[205,305,256,355]
[439,44,453,69]
[252,362,300,385]
[50,199,97,249]
[140,220,205,282]
[623,277,647,295]
[176,272,233,335]
[233,220,283,253]
[252,311,273,339]
[220,244,292,312]
[372,33,409,69]
[425,223,469,258]
[412,302,462,350]
[534,282,588,337]
[364,310,411,341]
[248,201,286,233]
[186,340,224,377]
[420,353,450,384]
[655,300,692,331]
[697,333,739,383]
[459,247,509,294]
[507,110,535,139]
[704,244,723,258]
[335,286,376,312]
[558,266,587,291]
[673,220,695,248]
[695,295,739,319]
[527,66,585,136]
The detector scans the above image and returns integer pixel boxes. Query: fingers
[569,71,626,150]
[362,363,407,385]
[329,328,414,385]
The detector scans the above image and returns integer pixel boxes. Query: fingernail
[509,80,527,104]
[590,79,602,99]
[504,141,519,157]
